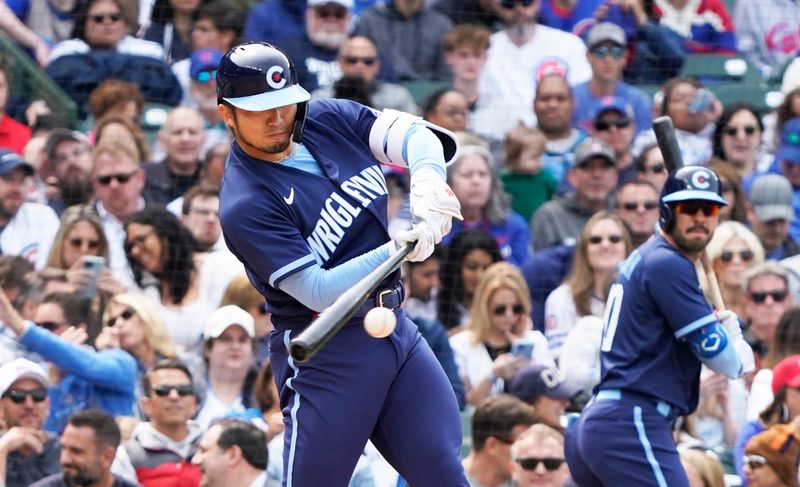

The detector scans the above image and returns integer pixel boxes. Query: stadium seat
[402,80,450,106]
[460,409,473,458]
[679,53,761,86]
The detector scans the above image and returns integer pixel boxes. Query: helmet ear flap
[659,202,674,232]
[292,101,308,143]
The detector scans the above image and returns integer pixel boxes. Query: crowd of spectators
[5,0,800,485]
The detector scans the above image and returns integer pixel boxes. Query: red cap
[771,354,800,394]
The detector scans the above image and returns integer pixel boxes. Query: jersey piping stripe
[283,330,302,486]
[674,313,717,339]
[633,406,668,487]
[270,254,317,288]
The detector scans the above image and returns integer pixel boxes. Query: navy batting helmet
[659,166,728,231]
[217,42,310,141]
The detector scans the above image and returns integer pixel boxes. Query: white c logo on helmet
[266,66,287,89]
[690,170,712,189]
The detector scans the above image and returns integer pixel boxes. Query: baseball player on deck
[565,166,755,486]
[215,42,468,486]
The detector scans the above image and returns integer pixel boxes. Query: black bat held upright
[652,116,685,173]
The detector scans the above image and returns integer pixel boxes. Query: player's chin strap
[368,109,460,167]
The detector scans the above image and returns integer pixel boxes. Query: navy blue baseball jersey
[598,233,716,415]
[220,99,396,328]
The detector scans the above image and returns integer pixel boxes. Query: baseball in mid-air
[364,306,397,338]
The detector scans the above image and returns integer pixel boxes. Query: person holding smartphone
[449,262,553,408]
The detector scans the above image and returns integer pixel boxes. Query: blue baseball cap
[594,96,634,122]
[190,48,223,80]
[509,364,582,401]
[776,117,800,163]
[0,149,34,176]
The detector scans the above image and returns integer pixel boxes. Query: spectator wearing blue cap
[572,22,652,136]
[509,364,581,432]
[590,97,638,186]
[0,149,60,270]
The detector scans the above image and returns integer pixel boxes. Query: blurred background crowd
[4,0,800,485]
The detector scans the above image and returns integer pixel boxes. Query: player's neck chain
[272,143,298,164]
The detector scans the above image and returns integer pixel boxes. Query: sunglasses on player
[3,389,47,404]
[515,457,565,471]
[674,201,721,217]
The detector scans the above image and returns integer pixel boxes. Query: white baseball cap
[0,358,50,398]
[203,305,255,339]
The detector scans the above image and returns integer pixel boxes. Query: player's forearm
[279,243,393,311]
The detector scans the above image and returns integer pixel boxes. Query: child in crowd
[500,124,557,222]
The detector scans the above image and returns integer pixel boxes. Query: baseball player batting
[215,42,468,486]
[565,166,755,486]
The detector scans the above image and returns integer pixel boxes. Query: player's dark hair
[472,395,538,452]
[213,417,268,469]
[711,102,763,161]
[125,206,198,305]
[68,409,121,450]
[437,230,502,330]
[142,359,194,396]
[763,308,800,369]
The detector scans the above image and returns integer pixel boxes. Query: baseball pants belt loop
[595,389,674,419]
[358,283,403,315]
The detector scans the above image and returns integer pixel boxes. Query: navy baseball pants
[565,390,689,487]
[269,311,468,486]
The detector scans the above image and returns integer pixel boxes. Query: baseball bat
[653,116,727,311]
[288,243,414,363]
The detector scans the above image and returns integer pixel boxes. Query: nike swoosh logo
[284,187,295,205]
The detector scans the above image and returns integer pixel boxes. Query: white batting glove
[735,340,756,375]
[409,168,463,243]
[716,310,742,342]
[390,224,436,262]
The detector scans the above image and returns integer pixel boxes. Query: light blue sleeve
[404,125,446,180]
[685,322,742,379]
[278,242,395,311]
[20,325,138,392]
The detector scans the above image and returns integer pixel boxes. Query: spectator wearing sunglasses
[3,291,137,434]
[734,356,800,485]
[96,293,189,417]
[712,103,770,181]
[742,262,794,366]
[450,262,553,409]
[0,358,61,487]
[312,35,418,114]
[614,179,661,248]
[0,149,60,271]
[91,141,147,292]
[544,211,631,360]
[510,424,570,487]
[44,205,125,302]
[635,143,669,192]
[462,394,539,487]
[704,221,765,321]
[115,360,202,486]
[591,97,639,186]
[573,23,652,136]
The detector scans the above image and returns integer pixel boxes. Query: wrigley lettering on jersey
[307,166,388,261]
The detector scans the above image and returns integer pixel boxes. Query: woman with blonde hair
[679,449,726,487]
[545,211,632,360]
[703,220,765,319]
[449,262,553,408]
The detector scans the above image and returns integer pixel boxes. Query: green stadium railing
[0,35,79,128]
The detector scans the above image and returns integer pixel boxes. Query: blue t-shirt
[598,234,715,415]
[220,99,399,330]
[572,81,654,135]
